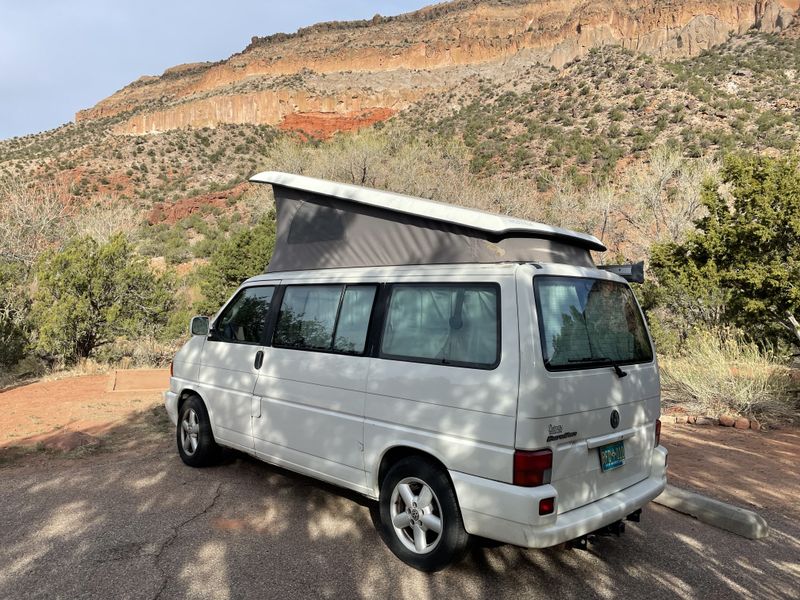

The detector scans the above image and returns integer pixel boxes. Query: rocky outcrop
[114,89,413,135]
[146,183,248,225]
[758,0,798,31]
[279,108,397,139]
[77,0,799,137]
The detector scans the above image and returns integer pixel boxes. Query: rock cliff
[76,0,799,137]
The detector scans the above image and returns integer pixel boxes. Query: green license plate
[599,440,625,472]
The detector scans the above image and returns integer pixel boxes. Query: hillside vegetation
[0,21,798,422]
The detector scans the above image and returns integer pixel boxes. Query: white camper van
[164,172,667,571]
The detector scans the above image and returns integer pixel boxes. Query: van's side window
[215,286,275,344]
[333,286,377,354]
[380,284,499,368]
[273,285,342,350]
[273,284,378,354]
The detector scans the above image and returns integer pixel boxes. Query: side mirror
[190,316,210,336]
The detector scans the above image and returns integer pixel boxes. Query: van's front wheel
[378,456,469,571]
[177,395,218,467]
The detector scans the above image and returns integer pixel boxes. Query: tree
[650,154,800,348]
[196,215,276,315]
[0,261,30,367]
[32,234,175,363]
[0,178,73,267]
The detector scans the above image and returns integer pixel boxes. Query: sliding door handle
[254,350,264,370]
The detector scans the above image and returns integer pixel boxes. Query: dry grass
[660,328,798,424]
[0,178,74,266]
[76,200,141,243]
[263,129,549,222]
[96,336,180,369]
[0,177,143,269]
[0,340,176,392]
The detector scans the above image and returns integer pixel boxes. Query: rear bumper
[451,445,668,548]
[163,390,179,426]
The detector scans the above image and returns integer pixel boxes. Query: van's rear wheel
[378,456,469,571]
[177,395,218,467]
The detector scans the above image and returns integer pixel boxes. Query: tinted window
[380,285,499,367]
[273,285,343,350]
[534,276,653,369]
[333,286,377,354]
[215,286,275,344]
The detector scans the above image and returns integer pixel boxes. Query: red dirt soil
[661,420,800,518]
[279,108,395,139]
[0,369,168,452]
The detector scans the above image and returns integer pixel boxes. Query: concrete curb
[653,484,769,540]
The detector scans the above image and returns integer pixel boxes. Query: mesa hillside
[0,0,798,427]
[77,0,798,135]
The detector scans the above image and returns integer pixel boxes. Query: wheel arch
[177,388,218,439]
[374,443,453,497]
[177,387,201,412]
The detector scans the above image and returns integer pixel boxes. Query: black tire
[176,395,219,467]
[378,456,470,571]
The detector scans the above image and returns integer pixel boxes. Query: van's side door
[198,284,277,452]
[252,283,377,492]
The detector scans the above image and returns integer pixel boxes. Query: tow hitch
[568,535,589,550]
[595,519,626,537]
[568,516,636,550]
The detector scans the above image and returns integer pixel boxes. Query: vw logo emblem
[610,410,620,429]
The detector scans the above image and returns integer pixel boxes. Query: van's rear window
[534,276,653,370]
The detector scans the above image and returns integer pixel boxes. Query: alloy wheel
[389,477,444,554]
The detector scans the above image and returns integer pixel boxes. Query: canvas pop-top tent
[249,171,606,273]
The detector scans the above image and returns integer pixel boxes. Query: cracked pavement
[1,427,798,599]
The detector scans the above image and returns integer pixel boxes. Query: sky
[0,0,432,140]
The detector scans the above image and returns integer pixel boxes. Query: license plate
[599,440,625,472]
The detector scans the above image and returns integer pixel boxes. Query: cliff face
[76,0,799,137]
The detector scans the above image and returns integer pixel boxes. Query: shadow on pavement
[0,409,798,600]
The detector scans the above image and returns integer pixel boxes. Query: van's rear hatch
[515,273,661,514]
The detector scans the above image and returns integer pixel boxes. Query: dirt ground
[0,369,168,453]
[661,420,800,522]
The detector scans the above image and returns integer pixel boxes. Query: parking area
[0,375,798,599]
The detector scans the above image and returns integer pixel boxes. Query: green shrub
[651,154,800,348]
[195,215,276,314]
[608,107,625,121]
[0,261,30,367]
[32,234,175,363]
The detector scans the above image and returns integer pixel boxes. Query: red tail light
[655,419,662,447]
[513,449,552,487]
[170,361,174,377]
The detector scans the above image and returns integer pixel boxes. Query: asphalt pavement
[1,427,797,600]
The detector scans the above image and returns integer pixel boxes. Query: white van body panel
[166,262,667,548]
[190,283,278,452]
[253,347,369,490]
[363,269,520,493]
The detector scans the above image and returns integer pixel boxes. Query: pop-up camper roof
[249,171,606,273]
